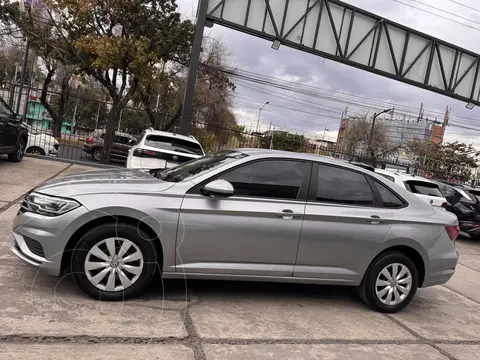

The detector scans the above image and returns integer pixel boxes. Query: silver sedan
[11,149,459,313]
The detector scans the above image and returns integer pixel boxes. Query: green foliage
[260,131,306,152]
[408,140,479,182]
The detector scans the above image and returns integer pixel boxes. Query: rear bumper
[422,250,459,288]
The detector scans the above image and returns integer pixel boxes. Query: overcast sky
[176,0,480,145]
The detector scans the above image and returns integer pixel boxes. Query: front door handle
[366,215,382,225]
[275,209,302,220]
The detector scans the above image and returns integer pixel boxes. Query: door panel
[177,195,306,276]
[176,159,311,277]
[294,163,393,283]
[295,203,393,282]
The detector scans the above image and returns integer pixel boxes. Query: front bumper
[11,205,95,276]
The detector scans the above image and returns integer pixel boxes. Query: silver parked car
[11,149,459,313]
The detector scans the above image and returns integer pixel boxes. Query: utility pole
[255,101,269,147]
[368,109,392,148]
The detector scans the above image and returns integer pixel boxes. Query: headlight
[21,192,80,216]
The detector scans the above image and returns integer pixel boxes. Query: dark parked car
[436,182,480,240]
[0,97,28,162]
[83,130,136,162]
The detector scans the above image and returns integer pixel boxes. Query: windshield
[404,181,443,197]
[151,150,248,182]
[145,134,204,156]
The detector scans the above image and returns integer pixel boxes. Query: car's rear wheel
[92,147,102,161]
[26,146,46,156]
[71,223,157,301]
[8,137,26,162]
[359,252,418,313]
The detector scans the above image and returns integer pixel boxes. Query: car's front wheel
[71,223,157,301]
[359,252,418,313]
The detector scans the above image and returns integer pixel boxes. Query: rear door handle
[275,209,302,220]
[366,215,382,225]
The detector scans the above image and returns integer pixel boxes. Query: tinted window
[220,160,309,200]
[373,181,405,208]
[444,185,456,198]
[145,134,204,155]
[404,181,443,197]
[317,165,374,205]
[0,98,13,117]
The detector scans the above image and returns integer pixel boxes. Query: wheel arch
[61,215,164,275]
[26,145,46,155]
[367,244,427,287]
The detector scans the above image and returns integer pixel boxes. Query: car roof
[144,128,201,144]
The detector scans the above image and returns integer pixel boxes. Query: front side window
[219,160,309,200]
[145,134,204,156]
[404,181,443,197]
[317,165,374,205]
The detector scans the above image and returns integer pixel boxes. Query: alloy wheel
[17,140,25,160]
[375,263,412,306]
[84,237,144,292]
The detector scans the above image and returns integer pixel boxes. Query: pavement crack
[181,305,206,360]
[384,314,459,360]
[0,163,73,214]
[441,284,480,305]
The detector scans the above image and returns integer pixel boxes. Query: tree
[343,115,405,165]
[408,140,478,182]
[260,131,306,152]
[2,0,194,163]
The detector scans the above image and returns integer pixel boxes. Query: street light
[368,108,393,148]
[322,126,329,141]
[255,101,269,147]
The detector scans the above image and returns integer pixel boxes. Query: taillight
[133,148,155,157]
[86,137,93,143]
[441,202,447,208]
[445,225,460,241]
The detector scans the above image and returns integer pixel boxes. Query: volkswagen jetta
[11,149,459,313]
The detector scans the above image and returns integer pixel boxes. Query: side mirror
[129,139,136,145]
[202,179,234,197]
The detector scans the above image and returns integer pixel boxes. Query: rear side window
[316,165,373,205]
[372,181,405,208]
[404,181,443,197]
[145,135,204,156]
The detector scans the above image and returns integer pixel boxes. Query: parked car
[83,130,137,162]
[126,128,204,170]
[375,169,447,209]
[436,181,480,240]
[0,97,28,162]
[12,149,459,313]
[24,124,59,157]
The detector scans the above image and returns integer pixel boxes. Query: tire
[7,137,27,162]
[26,146,46,156]
[92,147,102,162]
[358,251,418,313]
[71,222,158,301]
[470,234,480,241]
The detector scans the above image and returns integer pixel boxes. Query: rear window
[404,181,443,197]
[145,135,204,156]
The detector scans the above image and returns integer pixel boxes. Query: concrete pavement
[1,157,480,359]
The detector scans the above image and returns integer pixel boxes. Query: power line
[392,0,480,32]
[405,0,480,25]
[444,0,480,13]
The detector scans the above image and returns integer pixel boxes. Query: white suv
[126,128,204,170]
[375,169,447,209]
